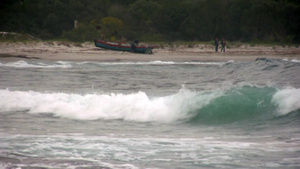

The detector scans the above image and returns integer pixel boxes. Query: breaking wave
[0,85,299,124]
[0,60,72,68]
[0,60,232,69]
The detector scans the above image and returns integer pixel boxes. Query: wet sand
[0,41,299,62]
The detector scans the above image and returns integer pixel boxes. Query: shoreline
[0,41,299,62]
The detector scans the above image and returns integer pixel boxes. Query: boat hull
[94,39,153,54]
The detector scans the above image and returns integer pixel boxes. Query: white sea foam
[271,88,300,115]
[0,60,72,68]
[0,60,227,68]
[82,60,226,66]
[0,88,218,123]
[291,59,300,63]
[282,58,300,63]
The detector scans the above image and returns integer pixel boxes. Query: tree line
[1,0,299,43]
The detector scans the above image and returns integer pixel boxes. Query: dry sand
[0,41,299,62]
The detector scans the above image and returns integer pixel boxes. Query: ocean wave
[283,58,300,63]
[195,86,300,124]
[96,60,229,65]
[255,57,300,65]
[0,60,72,68]
[271,87,300,115]
[0,85,299,124]
[0,60,228,69]
[0,58,298,69]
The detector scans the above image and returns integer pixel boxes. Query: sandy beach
[0,41,299,62]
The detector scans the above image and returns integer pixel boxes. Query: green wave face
[186,86,296,125]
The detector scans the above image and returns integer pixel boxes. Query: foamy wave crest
[291,59,300,63]
[0,60,72,68]
[283,58,300,63]
[271,88,300,115]
[78,61,227,66]
[0,60,229,69]
[1,86,298,123]
[0,89,218,123]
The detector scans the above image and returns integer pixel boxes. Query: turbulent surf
[0,58,299,169]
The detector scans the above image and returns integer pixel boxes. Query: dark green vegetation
[1,0,299,43]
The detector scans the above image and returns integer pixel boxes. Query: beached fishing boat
[94,39,154,54]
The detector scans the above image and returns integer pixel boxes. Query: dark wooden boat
[94,39,154,54]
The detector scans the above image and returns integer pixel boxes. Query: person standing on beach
[221,38,226,52]
[215,38,219,52]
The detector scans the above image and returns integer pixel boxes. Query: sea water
[0,58,299,169]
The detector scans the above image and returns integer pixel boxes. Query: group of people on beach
[215,38,226,52]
